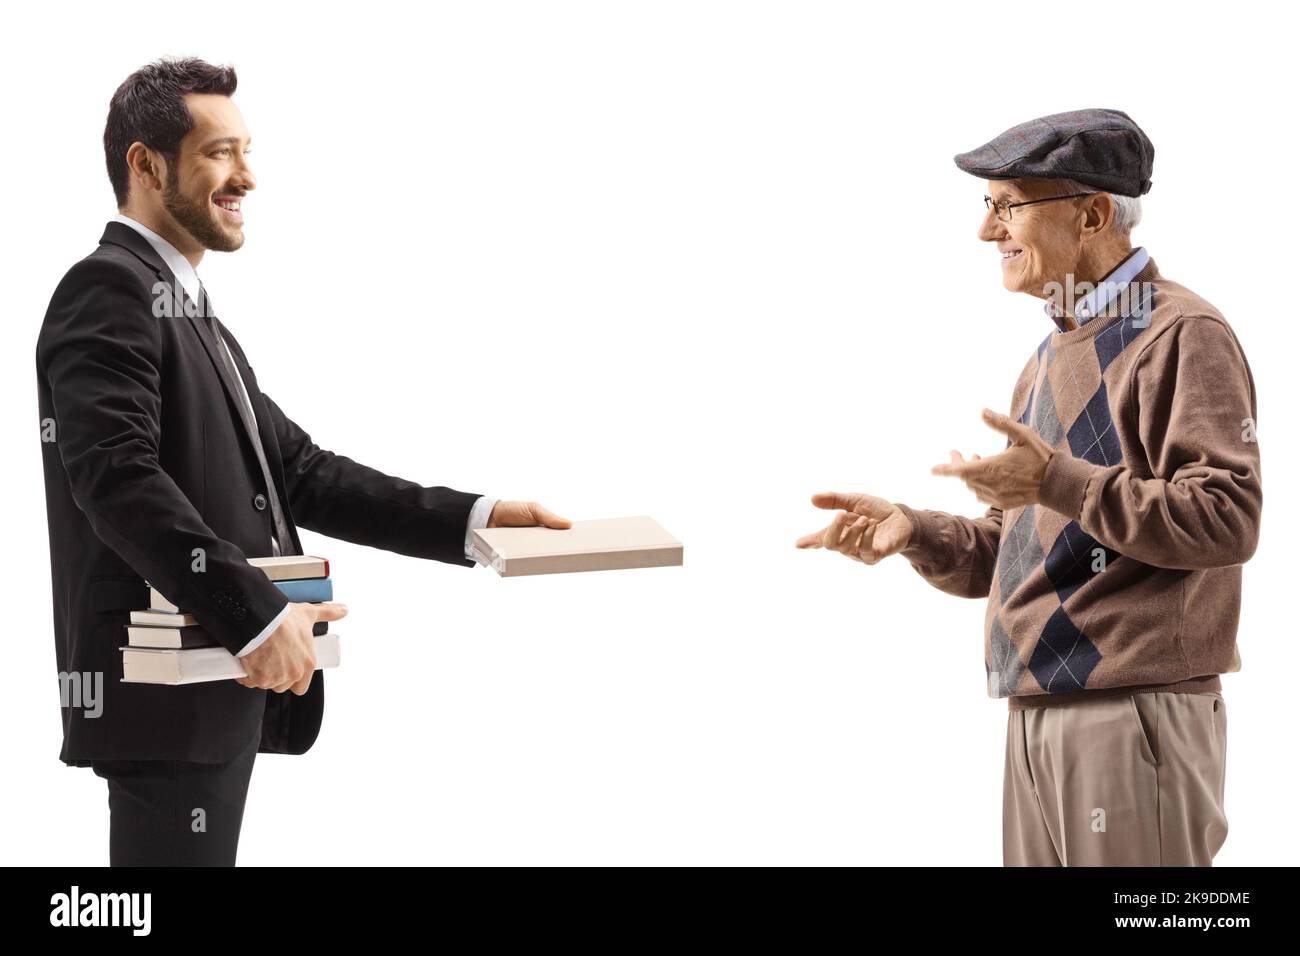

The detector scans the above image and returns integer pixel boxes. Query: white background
[2,0,1295,865]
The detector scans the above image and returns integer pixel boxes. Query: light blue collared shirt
[1044,246,1151,332]
[110,214,497,656]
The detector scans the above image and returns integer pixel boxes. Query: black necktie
[201,288,295,558]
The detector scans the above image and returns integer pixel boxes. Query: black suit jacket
[37,222,479,764]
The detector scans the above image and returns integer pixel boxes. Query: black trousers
[90,725,261,866]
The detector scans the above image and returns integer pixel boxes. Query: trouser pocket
[1013,711,1037,791]
[1128,693,1159,767]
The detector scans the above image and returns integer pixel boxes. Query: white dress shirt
[110,215,496,657]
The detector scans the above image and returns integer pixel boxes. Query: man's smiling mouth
[1000,247,1023,262]
[214,194,243,224]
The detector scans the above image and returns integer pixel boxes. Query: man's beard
[163,173,242,253]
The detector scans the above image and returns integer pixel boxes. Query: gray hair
[1061,178,1142,235]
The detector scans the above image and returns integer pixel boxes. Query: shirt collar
[111,213,203,305]
[1043,246,1150,332]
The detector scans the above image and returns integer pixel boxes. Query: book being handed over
[470,516,682,577]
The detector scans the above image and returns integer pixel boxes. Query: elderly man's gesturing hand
[795,492,913,564]
[930,408,1054,509]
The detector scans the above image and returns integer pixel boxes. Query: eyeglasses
[983,192,1097,222]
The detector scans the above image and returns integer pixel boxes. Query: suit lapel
[182,293,272,476]
[210,317,302,553]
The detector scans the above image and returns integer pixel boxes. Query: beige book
[470,516,683,577]
[246,554,329,581]
[121,634,341,685]
[129,609,199,627]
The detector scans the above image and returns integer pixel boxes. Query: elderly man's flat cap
[954,108,1154,197]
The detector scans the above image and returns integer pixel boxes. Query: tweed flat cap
[954,108,1153,197]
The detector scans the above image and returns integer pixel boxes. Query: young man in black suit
[36,58,570,865]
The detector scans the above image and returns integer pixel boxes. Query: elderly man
[797,109,1262,866]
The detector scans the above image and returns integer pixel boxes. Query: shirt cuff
[235,600,292,658]
[1038,451,1099,521]
[464,495,498,564]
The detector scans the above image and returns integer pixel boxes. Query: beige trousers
[1003,691,1228,866]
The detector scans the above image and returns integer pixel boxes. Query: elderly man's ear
[1081,192,1117,238]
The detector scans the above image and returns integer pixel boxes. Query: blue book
[274,577,333,604]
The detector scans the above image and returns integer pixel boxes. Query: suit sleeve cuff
[235,600,292,658]
[1038,451,1098,521]
[464,495,498,564]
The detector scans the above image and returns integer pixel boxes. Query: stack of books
[121,555,340,685]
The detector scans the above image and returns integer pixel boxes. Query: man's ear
[124,142,166,194]
[1081,192,1115,238]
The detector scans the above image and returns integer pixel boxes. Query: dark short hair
[103,58,238,207]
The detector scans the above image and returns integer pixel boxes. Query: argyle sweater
[894,254,1262,709]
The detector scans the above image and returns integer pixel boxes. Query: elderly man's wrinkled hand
[795,492,913,565]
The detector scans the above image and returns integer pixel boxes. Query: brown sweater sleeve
[1037,314,1262,569]
[892,502,1004,599]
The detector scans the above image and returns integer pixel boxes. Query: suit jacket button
[253,493,268,511]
